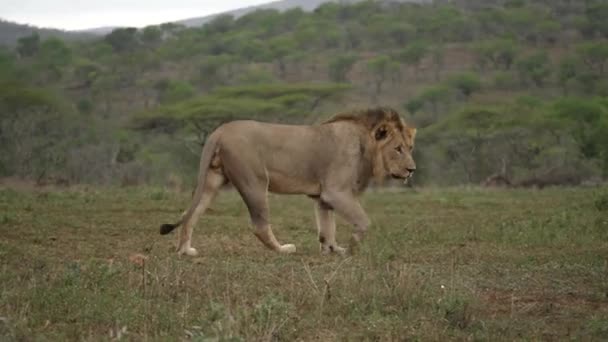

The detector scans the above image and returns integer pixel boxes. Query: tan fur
[161,107,417,256]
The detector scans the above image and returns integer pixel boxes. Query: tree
[577,42,608,76]
[17,33,40,57]
[557,56,579,95]
[367,55,399,97]
[142,26,162,46]
[551,98,608,161]
[0,81,77,180]
[235,38,271,62]
[156,80,196,104]
[133,83,351,143]
[328,54,358,83]
[205,15,234,34]
[418,85,451,115]
[0,48,17,80]
[397,41,429,79]
[105,28,139,52]
[585,2,608,38]
[268,36,297,78]
[404,97,424,116]
[368,20,415,47]
[39,38,72,80]
[448,72,482,99]
[426,106,505,183]
[430,44,445,81]
[473,39,519,70]
[516,52,552,87]
[293,20,319,49]
[534,19,561,45]
[502,7,537,42]
[198,55,235,89]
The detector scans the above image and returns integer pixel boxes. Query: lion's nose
[407,167,416,173]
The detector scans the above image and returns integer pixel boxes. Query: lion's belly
[267,170,321,195]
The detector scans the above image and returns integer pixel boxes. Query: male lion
[160,107,417,256]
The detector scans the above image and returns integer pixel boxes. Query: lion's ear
[375,125,388,141]
[408,127,417,140]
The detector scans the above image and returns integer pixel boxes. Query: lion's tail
[159,131,220,235]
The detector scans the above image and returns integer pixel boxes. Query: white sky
[1,0,273,31]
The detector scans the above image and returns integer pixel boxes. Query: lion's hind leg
[177,169,224,256]
[244,189,296,254]
[231,183,295,254]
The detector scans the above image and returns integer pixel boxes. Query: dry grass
[1,186,608,341]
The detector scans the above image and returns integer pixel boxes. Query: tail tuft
[160,223,179,235]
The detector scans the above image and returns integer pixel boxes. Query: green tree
[558,56,579,95]
[328,54,358,83]
[142,26,162,46]
[156,80,196,104]
[134,83,351,142]
[17,33,40,57]
[577,42,608,76]
[397,41,429,79]
[585,2,608,38]
[431,44,445,81]
[105,28,139,52]
[448,72,482,99]
[236,38,271,62]
[474,39,519,70]
[0,48,17,80]
[39,38,72,80]
[367,55,399,97]
[551,98,608,165]
[268,36,296,78]
[205,15,234,34]
[535,19,561,45]
[0,81,77,179]
[198,55,235,89]
[516,52,552,87]
[418,85,451,115]
[404,97,424,116]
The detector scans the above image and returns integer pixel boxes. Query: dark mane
[323,107,404,131]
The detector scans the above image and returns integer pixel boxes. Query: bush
[448,72,482,98]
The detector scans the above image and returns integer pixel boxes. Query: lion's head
[325,107,417,182]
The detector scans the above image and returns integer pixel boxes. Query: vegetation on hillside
[1,0,607,186]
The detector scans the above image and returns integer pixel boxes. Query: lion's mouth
[392,172,413,184]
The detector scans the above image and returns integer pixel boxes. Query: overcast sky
[1,0,273,31]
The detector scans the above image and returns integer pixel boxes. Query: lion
[160,107,417,256]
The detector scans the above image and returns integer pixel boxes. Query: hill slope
[176,0,425,27]
[0,19,95,46]
[1,0,606,186]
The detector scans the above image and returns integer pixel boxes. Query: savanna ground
[1,185,608,341]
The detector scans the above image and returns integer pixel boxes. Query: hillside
[175,0,425,27]
[177,0,333,27]
[0,19,95,46]
[1,0,607,187]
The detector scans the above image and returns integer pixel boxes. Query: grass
[1,185,607,341]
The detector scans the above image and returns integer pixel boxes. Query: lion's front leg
[320,191,370,253]
[314,200,346,255]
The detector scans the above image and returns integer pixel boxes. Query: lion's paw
[279,244,296,254]
[321,244,347,255]
[178,246,199,256]
[332,245,347,255]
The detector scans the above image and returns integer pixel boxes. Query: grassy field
[1,185,607,341]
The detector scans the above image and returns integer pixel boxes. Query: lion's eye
[395,146,403,154]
